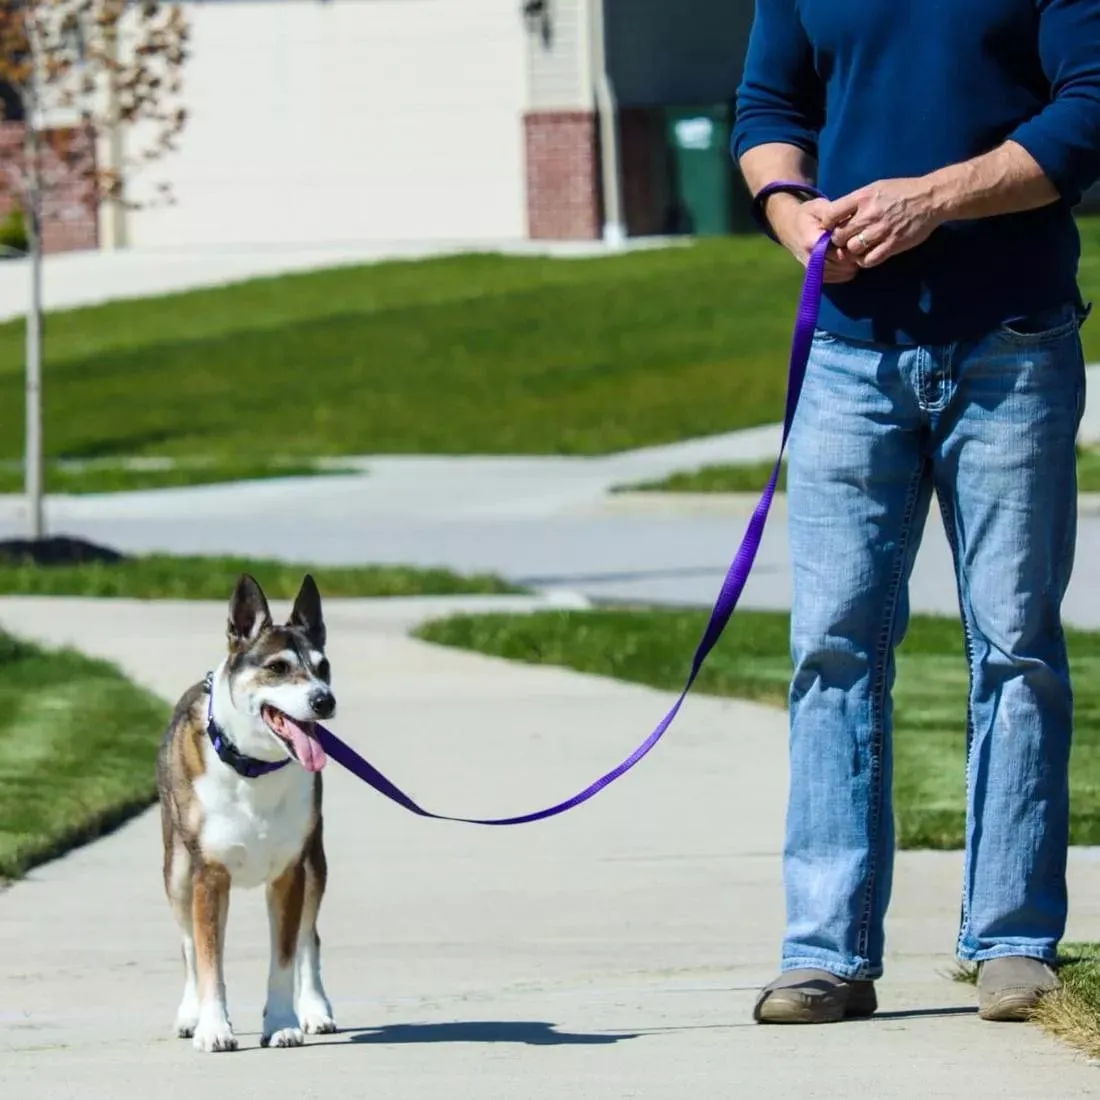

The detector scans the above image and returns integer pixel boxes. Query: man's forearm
[739,142,818,226]
[739,142,817,193]
[925,140,1060,222]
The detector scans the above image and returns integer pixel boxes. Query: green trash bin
[664,104,751,237]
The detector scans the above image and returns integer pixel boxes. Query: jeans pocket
[997,303,1080,344]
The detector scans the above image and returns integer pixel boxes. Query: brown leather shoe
[977,957,1060,1022]
[753,968,878,1024]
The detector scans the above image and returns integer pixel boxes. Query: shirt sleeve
[731,0,823,164]
[1007,0,1100,204]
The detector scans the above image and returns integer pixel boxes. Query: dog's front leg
[190,861,236,1053]
[296,824,336,1034]
[262,860,306,1048]
[164,836,200,1038]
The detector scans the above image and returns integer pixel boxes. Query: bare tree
[0,0,187,540]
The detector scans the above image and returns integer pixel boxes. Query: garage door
[125,0,528,247]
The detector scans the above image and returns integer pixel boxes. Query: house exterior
[112,0,757,251]
[19,0,1100,254]
[121,0,531,249]
[524,0,755,241]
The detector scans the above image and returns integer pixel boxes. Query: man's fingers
[824,257,858,275]
[858,240,895,268]
[823,263,859,284]
[832,220,877,251]
[822,252,860,283]
[819,193,863,230]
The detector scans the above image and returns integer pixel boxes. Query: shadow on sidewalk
[340,1020,640,1046]
[293,1011,976,1049]
[870,1006,977,1021]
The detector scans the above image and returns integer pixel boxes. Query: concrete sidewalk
[1,596,1099,1098]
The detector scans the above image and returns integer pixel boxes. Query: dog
[156,572,338,1052]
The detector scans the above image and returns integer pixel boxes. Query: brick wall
[524,110,600,240]
[0,122,98,254]
[524,107,684,241]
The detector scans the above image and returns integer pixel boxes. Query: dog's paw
[192,1017,238,1053]
[300,1011,337,1035]
[262,1025,305,1048]
[298,994,337,1035]
[175,1000,200,1038]
[262,1002,305,1048]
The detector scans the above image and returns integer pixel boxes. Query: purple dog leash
[316,198,832,825]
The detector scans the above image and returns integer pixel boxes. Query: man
[732,0,1100,1024]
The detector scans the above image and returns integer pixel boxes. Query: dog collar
[203,671,293,780]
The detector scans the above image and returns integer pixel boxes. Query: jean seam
[936,487,979,954]
[958,945,1058,965]
[855,456,927,964]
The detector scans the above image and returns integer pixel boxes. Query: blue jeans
[783,302,1087,980]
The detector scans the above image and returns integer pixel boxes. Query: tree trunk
[24,109,43,541]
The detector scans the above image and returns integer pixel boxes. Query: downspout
[100,21,127,249]
[588,0,624,246]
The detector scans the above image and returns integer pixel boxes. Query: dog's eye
[266,660,291,676]
[316,659,330,682]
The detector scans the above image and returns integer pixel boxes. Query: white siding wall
[123,0,528,248]
[525,0,592,111]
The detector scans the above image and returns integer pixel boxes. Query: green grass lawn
[4,219,1100,464]
[415,608,1100,850]
[0,458,358,495]
[0,243,804,460]
[625,446,1100,495]
[1034,943,1100,1057]
[0,630,170,881]
[0,554,523,599]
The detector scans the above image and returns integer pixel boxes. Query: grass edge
[0,640,170,885]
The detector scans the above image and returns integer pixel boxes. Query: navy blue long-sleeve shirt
[732,0,1100,345]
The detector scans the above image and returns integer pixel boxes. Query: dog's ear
[288,573,326,649]
[227,573,272,649]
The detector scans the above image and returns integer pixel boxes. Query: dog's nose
[309,688,335,719]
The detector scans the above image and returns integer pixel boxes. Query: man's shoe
[977,957,1060,1022]
[753,968,878,1024]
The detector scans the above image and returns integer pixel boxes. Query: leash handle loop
[750,180,828,241]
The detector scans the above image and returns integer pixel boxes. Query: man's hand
[768,194,861,284]
[743,141,1057,276]
[820,178,945,268]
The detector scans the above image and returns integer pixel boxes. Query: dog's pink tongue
[284,719,327,772]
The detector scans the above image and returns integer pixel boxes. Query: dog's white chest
[195,750,314,889]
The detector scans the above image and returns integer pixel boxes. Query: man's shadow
[304,1008,977,1048]
[342,1020,639,1046]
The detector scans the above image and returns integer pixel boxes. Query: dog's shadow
[327,1020,639,1047]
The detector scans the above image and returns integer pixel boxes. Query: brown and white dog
[156,573,338,1052]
